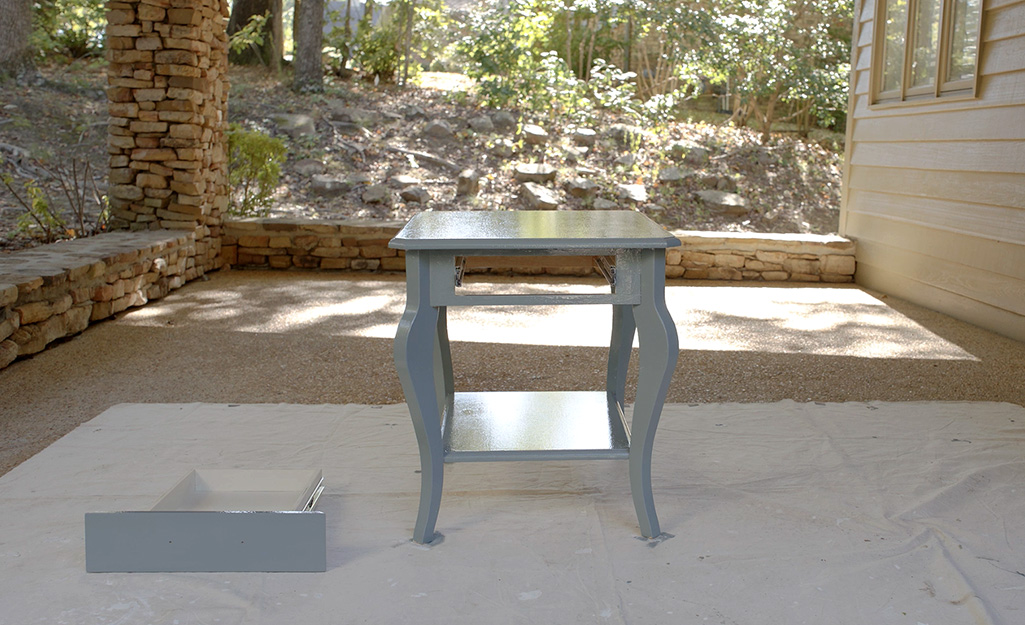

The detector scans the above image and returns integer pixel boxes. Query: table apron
[420,249,654,307]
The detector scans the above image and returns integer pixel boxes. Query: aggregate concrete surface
[2,269,1023,476]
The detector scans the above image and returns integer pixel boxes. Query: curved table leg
[608,304,636,407]
[394,251,444,544]
[629,249,679,538]
[434,306,454,416]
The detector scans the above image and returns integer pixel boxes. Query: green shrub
[226,124,286,217]
[355,26,402,81]
[33,0,107,60]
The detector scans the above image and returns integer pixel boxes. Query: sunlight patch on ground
[414,72,475,92]
[120,275,976,361]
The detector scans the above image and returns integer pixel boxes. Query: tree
[0,0,34,77]
[228,0,284,70]
[293,0,324,92]
[697,0,852,141]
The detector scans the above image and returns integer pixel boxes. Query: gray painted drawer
[85,469,326,572]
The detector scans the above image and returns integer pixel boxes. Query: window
[873,0,983,103]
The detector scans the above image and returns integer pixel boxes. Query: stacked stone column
[105,0,230,272]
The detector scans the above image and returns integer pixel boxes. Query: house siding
[840,0,1025,342]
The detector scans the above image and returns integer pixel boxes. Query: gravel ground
[2,269,1023,477]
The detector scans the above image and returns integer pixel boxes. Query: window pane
[910,0,942,89]
[881,0,908,93]
[947,0,982,83]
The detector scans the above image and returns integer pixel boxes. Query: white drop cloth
[1,401,1023,624]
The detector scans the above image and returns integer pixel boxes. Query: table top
[389,210,681,251]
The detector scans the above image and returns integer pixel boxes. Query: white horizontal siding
[840,0,1025,342]
[846,189,1025,246]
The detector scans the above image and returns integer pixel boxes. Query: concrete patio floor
[2,268,1024,476]
[2,269,1025,624]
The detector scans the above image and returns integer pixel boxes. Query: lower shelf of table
[442,391,631,462]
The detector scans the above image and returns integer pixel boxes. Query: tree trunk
[401,0,414,85]
[293,0,324,92]
[228,0,283,69]
[0,0,34,78]
[760,91,778,144]
[341,0,353,68]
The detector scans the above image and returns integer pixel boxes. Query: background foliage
[17,0,853,137]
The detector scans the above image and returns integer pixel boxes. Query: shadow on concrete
[2,270,1023,476]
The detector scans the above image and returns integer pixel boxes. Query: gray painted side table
[390,211,680,544]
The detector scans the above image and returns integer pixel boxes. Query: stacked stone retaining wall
[0,231,198,369]
[223,219,856,283]
[0,221,855,371]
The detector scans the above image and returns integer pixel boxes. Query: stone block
[350,258,381,271]
[63,305,92,335]
[108,135,137,149]
[110,168,136,184]
[167,7,200,24]
[134,88,166,102]
[745,259,782,272]
[292,235,319,250]
[680,251,715,267]
[237,234,270,246]
[755,250,789,265]
[359,245,396,258]
[783,258,820,276]
[268,256,293,269]
[237,252,267,265]
[821,254,856,275]
[137,173,168,189]
[156,63,203,78]
[106,8,135,24]
[132,148,178,161]
[708,267,743,280]
[320,258,351,270]
[789,273,821,282]
[109,102,140,118]
[822,274,854,283]
[137,4,166,21]
[0,286,17,309]
[665,265,686,279]
[713,253,747,268]
[0,339,17,368]
[167,87,203,104]
[0,311,19,342]
[130,121,169,133]
[292,255,319,269]
[380,257,406,271]
[169,123,204,139]
[154,49,199,65]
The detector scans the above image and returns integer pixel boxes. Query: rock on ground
[696,190,748,216]
[513,163,557,183]
[521,181,558,209]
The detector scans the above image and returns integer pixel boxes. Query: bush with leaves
[458,0,559,109]
[587,58,639,120]
[340,0,449,82]
[229,11,270,57]
[226,124,286,217]
[1,158,108,243]
[693,0,852,141]
[32,0,107,60]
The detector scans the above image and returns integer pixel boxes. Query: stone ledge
[0,230,200,370]
[224,219,856,284]
[0,221,856,370]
